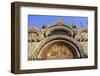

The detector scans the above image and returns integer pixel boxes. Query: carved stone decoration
[75,27,88,57]
[28,21,88,60]
[35,35,84,60]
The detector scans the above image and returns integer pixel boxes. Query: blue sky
[28,15,88,29]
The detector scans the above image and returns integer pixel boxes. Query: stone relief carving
[28,21,88,60]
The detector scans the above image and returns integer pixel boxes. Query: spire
[80,22,83,28]
[57,17,63,22]
[33,24,37,27]
[55,17,65,26]
[31,24,39,30]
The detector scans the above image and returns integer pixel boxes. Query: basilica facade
[28,20,88,60]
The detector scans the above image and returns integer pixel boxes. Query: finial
[55,17,65,26]
[56,17,64,23]
[80,22,83,28]
[32,24,39,30]
[33,24,37,27]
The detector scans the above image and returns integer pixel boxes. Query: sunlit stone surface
[28,20,88,60]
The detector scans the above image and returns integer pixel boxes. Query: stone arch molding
[28,22,87,60]
[34,35,84,60]
[45,25,74,37]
